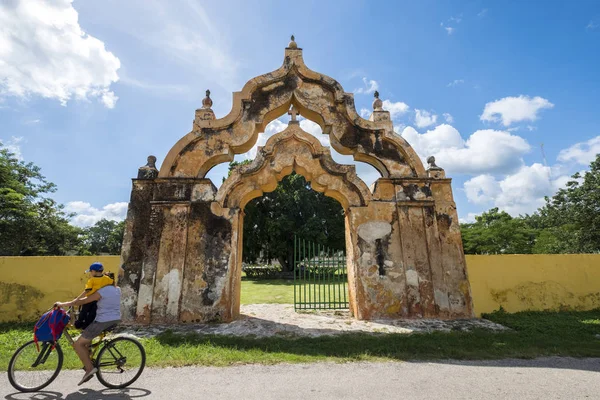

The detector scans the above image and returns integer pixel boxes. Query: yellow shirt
[84,275,114,295]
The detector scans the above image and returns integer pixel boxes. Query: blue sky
[1,0,599,225]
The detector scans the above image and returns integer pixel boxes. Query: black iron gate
[293,236,349,310]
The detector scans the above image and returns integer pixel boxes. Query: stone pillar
[179,200,235,323]
[344,211,359,318]
[135,202,163,324]
[422,204,451,318]
[395,204,437,318]
[133,178,197,324]
[426,157,473,318]
[149,203,190,324]
[119,180,154,322]
[347,192,408,320]
[429,178,474,318]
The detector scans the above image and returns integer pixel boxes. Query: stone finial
[288,35,298,49]
[426,155,445,178]
[137,155,159,179]
[427,156,441,169]
[372,90,383,111]
[288,105,300,123]
[202,89,213,109]
[195,89,216,122]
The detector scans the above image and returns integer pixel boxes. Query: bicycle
[7,307,146,393]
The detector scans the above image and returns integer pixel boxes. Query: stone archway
[119,37,474,324]
[215,122,371,320]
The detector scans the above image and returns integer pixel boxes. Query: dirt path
[116,304,506,338]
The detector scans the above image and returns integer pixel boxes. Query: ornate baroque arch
[159,38,425,180]
[118,38,474,325]
[214,123,372,213]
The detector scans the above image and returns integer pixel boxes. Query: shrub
[242,264,283,280]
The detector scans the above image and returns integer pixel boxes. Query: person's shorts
[81,320,120,340]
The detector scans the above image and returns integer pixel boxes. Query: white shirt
[95,285,121,322]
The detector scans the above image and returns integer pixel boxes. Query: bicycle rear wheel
[8,340,63,392]
[95,337,146,389]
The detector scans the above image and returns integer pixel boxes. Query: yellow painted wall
[1,255,599,321]
[466,254,600,316]
[0,256,121,322]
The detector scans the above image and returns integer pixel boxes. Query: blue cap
[85,262,104,273]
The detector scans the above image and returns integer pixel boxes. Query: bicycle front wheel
[8,340,63,392]
[96,336,146,389]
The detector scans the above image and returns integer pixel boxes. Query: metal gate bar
[294,235,348,310]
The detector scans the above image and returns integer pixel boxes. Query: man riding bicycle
[55,262,122,386]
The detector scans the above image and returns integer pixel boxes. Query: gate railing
[293,236,349,310]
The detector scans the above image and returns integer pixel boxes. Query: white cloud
[66,201,129,227]
[478,9,488,17]
[400,124,464,158]
[115,0,238,92]
[443,113,454,123]
[447,79,464,87]
[360,108,371,119]
[480,95,554,126]
[0,136,24,160]
[557,135,600,166]
[586,21,599,31]
[119,76,189,95]
[463,174,501,204]
[241,119,288,160]
[440,17,459,35]
[354,78,379,95]
[414,109,438,128]
[100,91,118,109]
[400,125,531,175]
[463,164,568,215]
[0,0,120,107]
[300,119,330,147]
[382,100,410,120]
[459,212,480,224]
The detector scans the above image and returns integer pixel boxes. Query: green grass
[240,279,294,304]
[2,309,599,371]
[240,278,348,305]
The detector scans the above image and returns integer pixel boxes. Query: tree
[229,161,345,271]
[0,145,82,255]
[461,208,536,254]
[461,154,600,255]
[527,153,600,253]
[81,219,125,255]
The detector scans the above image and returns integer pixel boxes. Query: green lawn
[240,278,348,305]
[2,309,600,371]
[240,279,294,304]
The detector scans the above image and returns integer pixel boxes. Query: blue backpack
[33,308,71,348]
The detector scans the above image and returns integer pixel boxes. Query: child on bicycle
[56,262,121,385]
[74,262,115,329]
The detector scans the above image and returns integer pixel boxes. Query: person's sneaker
[77,367,97,386]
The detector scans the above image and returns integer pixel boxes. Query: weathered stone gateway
[119,37,474,324]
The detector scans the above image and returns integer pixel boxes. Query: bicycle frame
[31,343,54,367]
[62,316,126,371]
[62,325,110,363]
